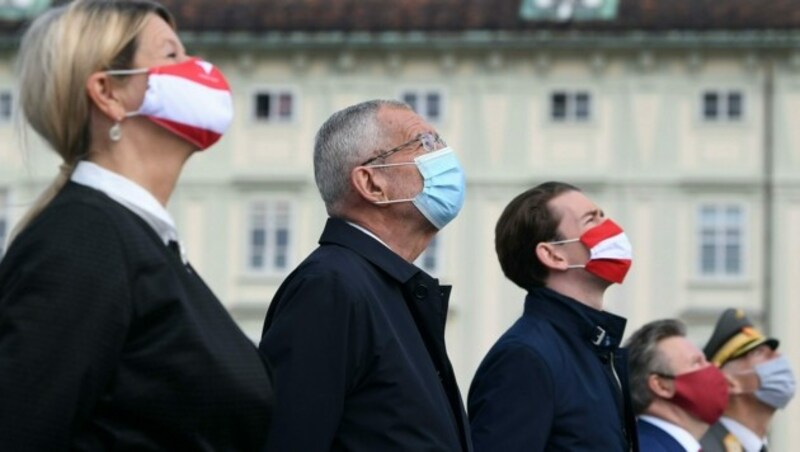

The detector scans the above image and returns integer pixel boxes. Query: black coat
[0,182,274,451]
[259,218,471,452]
[468,287,638,452]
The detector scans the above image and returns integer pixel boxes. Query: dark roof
[156,0,800,33]
[1,0,799,39]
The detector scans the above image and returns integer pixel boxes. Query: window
[698,204,744,278]
[550,91,591,122]
[702,90,744,122]
[0,190,8,256]
[253,90,295,122]
[247,201,292,274]
[0,90,12,123]
[401,90,443,123]
[415,236,440,274]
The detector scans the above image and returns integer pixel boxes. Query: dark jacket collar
[524,286,627,351]
[319,218,421,284]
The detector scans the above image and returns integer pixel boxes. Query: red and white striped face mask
[107,58,233,150]
[549,219,633,284]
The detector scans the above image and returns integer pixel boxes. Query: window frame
[0,89,13,124]
[548,89,593,123]
[695,202,747,281]
[250,86,299,124]
[398,88,446,124]
[244,199,295,277]
[699,89,745,123]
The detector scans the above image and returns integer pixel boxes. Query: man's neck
[647,401,709,440]
[342,212,435,263]
[547,277,606,310]
[725,396,775,438]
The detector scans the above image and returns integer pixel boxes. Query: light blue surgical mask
[754,355,796,409]
[371,147,466,229]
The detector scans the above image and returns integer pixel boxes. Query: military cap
[703,308,779,366]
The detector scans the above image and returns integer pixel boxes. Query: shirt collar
[639,415,701,452]
[71,161,187,263]
[320,218,420,284]
[345,220,391,249]
[719,416,766,452]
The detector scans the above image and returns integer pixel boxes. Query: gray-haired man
[259,100,471,451]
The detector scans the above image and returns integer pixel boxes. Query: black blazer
[260,218,471,452]
[0,182,273,451]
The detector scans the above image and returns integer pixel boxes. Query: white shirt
[71,161,187,264]
[720,416,767,452]
[639,415,701,452]
[346,221,391,249]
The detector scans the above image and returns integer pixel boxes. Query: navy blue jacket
[468,287,638,451]
[259,219,471,452]
[637,419,687,452]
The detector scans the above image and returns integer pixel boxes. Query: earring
[109,122,122,142]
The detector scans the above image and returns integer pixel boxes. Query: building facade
[1,0,799,447]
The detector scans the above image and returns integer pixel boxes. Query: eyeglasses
[361,132,446,166]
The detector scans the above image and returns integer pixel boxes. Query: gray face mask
[754,355,796,409]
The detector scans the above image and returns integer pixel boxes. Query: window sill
[687,278,752,290]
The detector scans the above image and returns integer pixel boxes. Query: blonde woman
[0,1,273,449]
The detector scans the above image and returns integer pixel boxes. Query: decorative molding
[590,51,607,74]
[385,52,402,74]
[686,51,704,73]
[336,51,355,72]
[486,51,504,71]
[440,52,457,73]
[291,52,309,72]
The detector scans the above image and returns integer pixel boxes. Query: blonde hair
[10,0,173,241]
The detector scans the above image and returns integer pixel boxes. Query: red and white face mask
[549,219,633,284]
[107,57,233,150]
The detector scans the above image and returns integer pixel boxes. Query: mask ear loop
[104,67,148,142]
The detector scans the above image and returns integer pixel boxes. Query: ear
[647,374,674,399]
[724,372,745,395]
[724,369,758,394]
[535,241,568,271]
[351,165,388,204]
[85,72,127,122]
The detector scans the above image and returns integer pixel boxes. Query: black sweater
[0,182,273,451]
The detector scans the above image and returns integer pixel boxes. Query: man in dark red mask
[468,181,638,451]
[627,319,730,452]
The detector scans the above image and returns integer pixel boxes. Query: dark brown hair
[494,181,579,290]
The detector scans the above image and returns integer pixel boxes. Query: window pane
[575,92,590,120]
[278,93,293,119]
[725,206,741,224]
[255,93,271,119]
[703,92,718,119]
[551,92,567,120]
[402,92,418,112]
[0,92,11,120]
[725,244,741,274]
[426,92,441,121]
[252,229,265,247]
[700,206,717,226]
[274,228,288,269]
[701,244,716,274]
[728,92,742,119]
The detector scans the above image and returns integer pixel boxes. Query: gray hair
[313,99,411,215]
[624,319,686,415]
